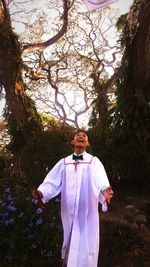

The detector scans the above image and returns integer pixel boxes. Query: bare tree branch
[22,0,73,53]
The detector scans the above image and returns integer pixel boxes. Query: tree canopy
[0,0,149,188]
[0,0,121,129]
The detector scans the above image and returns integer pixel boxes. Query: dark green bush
[20,125,74,186]
[0,175,62,267]
[0,150,12,178]
[99,219,146,267]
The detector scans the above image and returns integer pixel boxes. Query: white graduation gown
[38,152,110,267]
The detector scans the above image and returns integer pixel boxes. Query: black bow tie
[73,154,83,161]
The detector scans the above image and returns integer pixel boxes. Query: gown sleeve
[91,156,110,211]
[37,158,64,203]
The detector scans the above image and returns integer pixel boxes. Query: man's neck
[74,148,86,155]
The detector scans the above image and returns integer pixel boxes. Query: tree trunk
[0,1,43,174]
[113,0,150,186]
[116,0,150,141]
[127,0,150,101]
[0,1,42,138]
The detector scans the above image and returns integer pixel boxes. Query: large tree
[0,0,122,174]
[0,0,71,137]
[0,0,121,129]
[21,2,121,128]
[111,0,150,186]
[0,0,72,172]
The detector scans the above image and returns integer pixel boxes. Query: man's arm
[91,156,113,204]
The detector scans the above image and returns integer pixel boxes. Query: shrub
[0,150,12,178]
[0,176,62,267]
[20,125,74,186]
[99,218,146,267]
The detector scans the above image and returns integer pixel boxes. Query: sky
[113,0,133,14]
[0,0,134,117]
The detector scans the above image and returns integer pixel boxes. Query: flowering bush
[0,176,62,267]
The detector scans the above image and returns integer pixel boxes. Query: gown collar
[64,152,94,164]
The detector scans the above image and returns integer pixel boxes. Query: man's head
[71,130,90,153]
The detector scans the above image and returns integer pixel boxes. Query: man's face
[71,131,89,149]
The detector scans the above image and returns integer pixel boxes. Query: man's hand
[103,186,113,204]
[32,188,45,209]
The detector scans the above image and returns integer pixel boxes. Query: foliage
[115,14,128,47]
[100,218,146,267]
[88,73,116,185]
[1,0,122,181]
[0,149,12,178]
[0,175,149,267]
[89,0,150,190]
[0,118,75,267]
[0,175,62,267]
[109,0,150,188]
[20,123,74,186]
[4,99,43,153]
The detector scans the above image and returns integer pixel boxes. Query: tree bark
[127,0,150,97]
[116,0,150,141]
[0,1,42,138]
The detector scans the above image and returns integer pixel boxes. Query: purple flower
[4,218,14,225]
[1,212,9,218]
[7,195,14,201]
[36,217,43,225]
[5,219,14,225]
[32,198,38,204]
[9,218,15,224]
[5,187,11,193]
[7,205,17,212]
[0,200,4,205]
[5,220,11,226]
[36,208,43,214]
[1,202,6,207]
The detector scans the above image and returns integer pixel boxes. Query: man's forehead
[76,131,87,135]
[74,131,88,137]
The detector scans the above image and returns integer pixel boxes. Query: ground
[99,186,150,267]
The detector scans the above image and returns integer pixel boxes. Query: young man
[32,130,113,267]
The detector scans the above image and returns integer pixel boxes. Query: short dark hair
[72,129,89,140]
